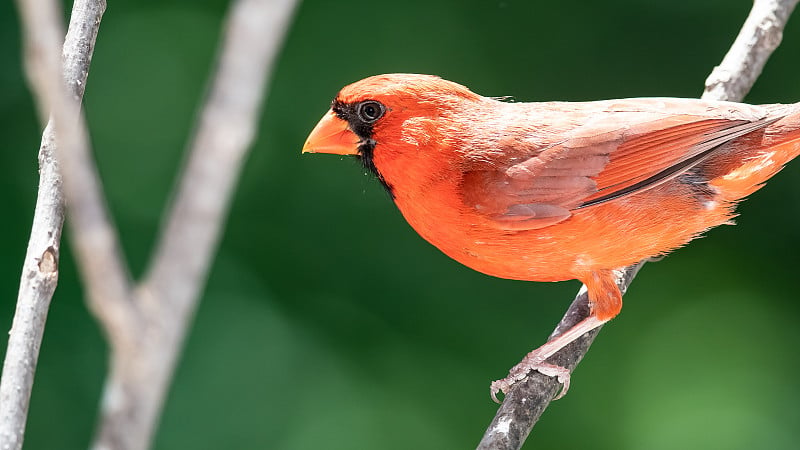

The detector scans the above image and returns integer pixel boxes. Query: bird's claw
[490,361,572,403]
[489,380,509,404]
[536,363,571,400]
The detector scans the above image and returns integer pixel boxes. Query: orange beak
[302,109,360,155]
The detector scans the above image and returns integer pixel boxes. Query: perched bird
[302,73,800,401]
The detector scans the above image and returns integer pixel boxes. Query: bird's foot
[489,315,607,403]
[490,357,571,403]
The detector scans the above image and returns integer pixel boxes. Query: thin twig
[0,0,105,449]
[477,1,799,448]
[19,0,137,350]
[703,0,800,102]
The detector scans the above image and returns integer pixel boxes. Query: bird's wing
[461,100,775,230]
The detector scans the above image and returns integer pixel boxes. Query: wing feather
[460,101,778,230]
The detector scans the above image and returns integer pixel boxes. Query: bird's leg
[490,269,623,403]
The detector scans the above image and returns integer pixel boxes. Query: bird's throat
[357,138,394,197]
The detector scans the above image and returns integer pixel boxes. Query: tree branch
[19,0,138,350]
[0,0,105,449]
[477,262,645,450]
[703,0,799,102]
[91,1,298,449]
[477,1,799,448]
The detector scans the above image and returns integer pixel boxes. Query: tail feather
[711,106,800,201]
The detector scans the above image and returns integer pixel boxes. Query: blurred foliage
[2,0,800,448]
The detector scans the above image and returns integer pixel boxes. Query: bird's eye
[357,101,385,123]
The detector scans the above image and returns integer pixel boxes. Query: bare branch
[477,1,798,448]
[0,0,105,448]
[90,0,298,448]
[477,263,645,450]
[0,132,63,450]
[18,0,138,351]
[703,0,800,102]
[143,0,298,320]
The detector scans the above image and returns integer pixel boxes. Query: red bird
[302,73,800,401]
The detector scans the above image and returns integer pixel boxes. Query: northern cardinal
[302,73,800,401]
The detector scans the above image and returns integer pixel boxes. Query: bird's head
[302,73,481,194]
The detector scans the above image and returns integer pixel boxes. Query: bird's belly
[398,182,735,282]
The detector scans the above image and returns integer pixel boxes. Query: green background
[3,0,800,448]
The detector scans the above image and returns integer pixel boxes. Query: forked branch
[9,0,298,449]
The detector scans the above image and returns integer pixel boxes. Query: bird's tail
[710,104,800,201]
